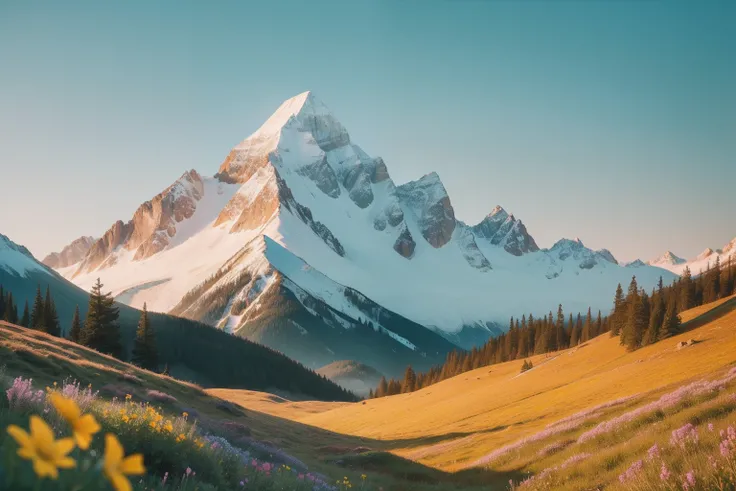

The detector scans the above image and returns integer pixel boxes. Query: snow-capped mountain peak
[647,250,686,267]
[44,91,678,370]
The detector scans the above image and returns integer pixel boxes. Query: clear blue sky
[1,0,734,262]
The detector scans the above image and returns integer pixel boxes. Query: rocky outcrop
[342,164,374,209]
[546,238,617,271]
[297,157,341,198]
[393,226,416,258]
[472,206,539,256]
[454,225,492,271]
[74,170,204,274]
[42,236,95,269]
[396,173,456,249]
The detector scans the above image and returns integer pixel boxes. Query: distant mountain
[0,233,354,401]
[317,360,384,397]
[648,238,736,276]
[45,91,675,372]
[42,236,96,269]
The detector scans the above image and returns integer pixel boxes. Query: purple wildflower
[660,462,670,481]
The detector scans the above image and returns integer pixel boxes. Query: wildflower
[125,394,132,401]
[670,423,699,448]
[186,467,192,476]
[49,394,100,450]
[362,474,367,480]
[708,423,715,432]
[103,434,145,491]
[182,412,189,419]
[660,462,670,481]
[163,472,169,484]
[682,470,696,490]
[6,416,76,479]
[647,443,660,460]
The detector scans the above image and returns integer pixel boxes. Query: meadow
[2,295,736,490]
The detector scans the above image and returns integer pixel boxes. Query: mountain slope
[220,294,736,490]
[0,233,353,400]
[47,91,675,366]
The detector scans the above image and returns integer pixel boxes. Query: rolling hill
[212,294,736,489]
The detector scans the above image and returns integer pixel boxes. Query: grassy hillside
[213,294,736,489]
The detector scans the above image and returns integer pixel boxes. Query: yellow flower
[122,416,130,423]
[361,474,367,480]
[49,393,101,450]
[182,412,189,419]
[103,434,145,491]
[7,416,76,479]
[130,414,138,420]
[125,394,132,400]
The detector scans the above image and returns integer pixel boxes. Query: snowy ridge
[648,237,736,276]
[0,234,49,277]
[49,91,679,352]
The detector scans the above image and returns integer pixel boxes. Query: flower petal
[50,393,81,423]
[120,454,145,475]
[104,433,124,467]
[33,457,59,479]
[7,425,31,447]
[77,414,101,434]
[109,471,132,491]
[54,437,76,457]
[56,456,76,469]
[75,431,92,450]
[29,416,55,449]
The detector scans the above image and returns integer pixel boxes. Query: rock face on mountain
[42,236,95,269]
[47,91,678,369]
[472,206,539,256]
[73,170,205,276]
[396,173,456,249]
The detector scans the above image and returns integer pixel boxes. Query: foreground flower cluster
[1,373,371,490]
[6,390,144,490]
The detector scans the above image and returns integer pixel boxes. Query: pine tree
[30,285,44,329]
[69,306,82,343]
[555,304,567,351]
[131,303,158,370]
[42,286,60,336]
[581,307,592,343]
[569,312,580,347]
[660,297,681,340]
[20,301,30,328]
[4,292,18,324]
[680,267,694,311]
[621,276,645,351]
[611,283,625,336]
[643,289,664,345]
[81,278,122,358]
[402,366,417,393]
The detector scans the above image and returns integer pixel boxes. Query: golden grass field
[3,294,736,490]
[212,294,736,489]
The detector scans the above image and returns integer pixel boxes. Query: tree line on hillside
[612,256,735,351]
[371,255,736,399]
[0,279,355,401]
[370,303,610,398]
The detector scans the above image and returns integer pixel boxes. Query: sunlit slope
[225,295,736,471]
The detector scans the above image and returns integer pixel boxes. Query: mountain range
[37,91,679,375]
[646,237,736,275]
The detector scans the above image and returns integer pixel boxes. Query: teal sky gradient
[1,0,734,262]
